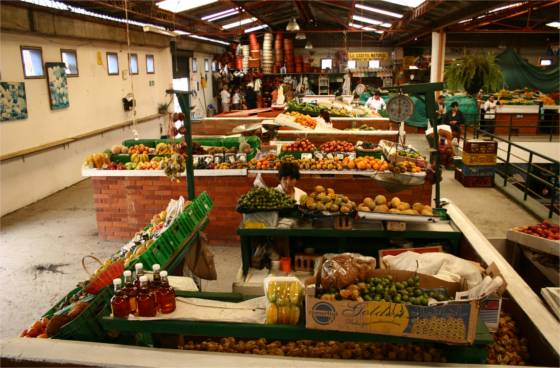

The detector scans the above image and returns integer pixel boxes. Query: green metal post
[169,90,195,201]
[549,163,558,219]
[524,153,533,201]
[504,144,512,187]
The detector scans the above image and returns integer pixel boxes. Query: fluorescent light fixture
[489,2,522,13]
[174,30,190,35]
[546,22,560,29]
[189,34,230,45]
[375,31,384,34]
[223,17,257,29]
[143,26,179,37]
[201,8,236,20]
[459,18,472,24]
[380,23,392,27]
[347,60,357,69]
[355,4,403,18]
[156,0,217,13]
[349,23,376,31]
[245,24,268,33]
[353,15,382,25]
[349,22,363,28]
[379,0,425,7]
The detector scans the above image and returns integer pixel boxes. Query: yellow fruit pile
[266,281,302,325]
[358,196,434,216]
[156,143,173,155]
[537,95,557,106]
[131,153,149,163]
[300,186,356,213]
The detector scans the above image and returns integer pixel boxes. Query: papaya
[278,305,291,325]
[266,303,278,324]
[289,282,302,305]
[276,283,289,306]
[289,305,301,325]
[103,154,111,164]
[267,281,278,303]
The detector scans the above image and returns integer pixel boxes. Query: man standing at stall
[364,91,386,111]
[436,95,447,127]
[245,85,256,110]
[220,85,230,112]
[483,94,500,135]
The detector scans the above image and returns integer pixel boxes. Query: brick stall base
[193,117,423,136]
[91,173,433,246]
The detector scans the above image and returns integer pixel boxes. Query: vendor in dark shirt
[444,101,466,136]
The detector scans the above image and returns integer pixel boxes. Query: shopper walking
[483,94,500,135]
[220,85,230,112]
[232,87,240,110]
[245,85,256,110]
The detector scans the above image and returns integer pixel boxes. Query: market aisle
[0,179,241,341]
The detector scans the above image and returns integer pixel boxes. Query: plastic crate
[183,203,204,226]
[196,192,214,215]
[122,139,158,148]
[53,285,114,342]
[356,151,382,159]
[42,287,83,318]
[137,232,176,271]
[173,215,196,247]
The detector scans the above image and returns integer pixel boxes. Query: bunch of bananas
[330,108,353,116]
[131,153,149,163]
[161,154,186,182]
[156,143,173,155]
[151,156,165,162]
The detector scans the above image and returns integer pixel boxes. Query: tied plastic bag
[264,277,304,325]
[319,253,376,292]
[253,173,267,188]
[382,251,483,289]
[164,196,185,227]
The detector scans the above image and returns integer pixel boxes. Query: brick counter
[90,173,432,245]
[194,117,422,136]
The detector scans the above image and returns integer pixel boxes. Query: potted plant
[158,103,167,114]
[444,51,506,95]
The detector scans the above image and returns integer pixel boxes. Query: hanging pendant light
[296,31,306,40]
[286,17,300,31]
[305,39,313,49]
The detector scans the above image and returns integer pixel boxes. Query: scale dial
[355,84,366,95]
[386,94,415,122]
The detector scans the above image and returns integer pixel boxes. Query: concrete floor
[0,134,542,341]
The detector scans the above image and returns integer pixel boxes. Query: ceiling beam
[294,0,310,26]
[308,1,349,30]
[380,0,444,40]
[190,28,428,36]
[218,0,271,31]
[448,29,560,34]
[347,0,357,26]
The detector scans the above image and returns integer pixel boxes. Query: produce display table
[100,290,493,364]
[237,219,462,275]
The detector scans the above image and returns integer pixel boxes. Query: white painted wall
[0,32,173,216]
[189,52,218,113]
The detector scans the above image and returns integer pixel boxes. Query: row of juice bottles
[110,263,176,318]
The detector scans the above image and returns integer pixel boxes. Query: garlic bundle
[161,154,186,182]
[486,310,530,365]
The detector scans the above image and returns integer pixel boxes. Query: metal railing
[456,114,559,219]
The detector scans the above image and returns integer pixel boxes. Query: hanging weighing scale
[386,93,415,145]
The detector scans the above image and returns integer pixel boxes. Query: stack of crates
[455,139,498,188]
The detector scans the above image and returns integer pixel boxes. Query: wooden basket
[82,255,124,295]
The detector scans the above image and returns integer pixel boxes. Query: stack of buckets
[262,33,273,73]
[232,44,243,70]
[274,32,283,74]
[249,34,261,69]
[295,55,304,73]
[284,38,295,73]
[242,45,250,70]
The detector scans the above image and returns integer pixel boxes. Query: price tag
[236,153,247,162]
[314,152,325,160]
[336,153,345,160]
[203,155,213,165]
[193,156,200,165]
[326,152,335,160]
[301,153,313,160]
[346,152,356,160]
[213,154,223,164]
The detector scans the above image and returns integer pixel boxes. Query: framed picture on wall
[46,62,69,110]
[0,82,28,121]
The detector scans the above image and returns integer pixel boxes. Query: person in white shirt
[231,87,240,110]
[220,85,230,112]
[364,92,386,111]
[483,94,500,134]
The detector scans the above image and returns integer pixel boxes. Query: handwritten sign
[348,52,389,62]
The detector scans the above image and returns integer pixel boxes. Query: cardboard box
[306,266,479,345]
[506,229,559,257]
[461,164,497,177]
[379,246,443,269]
[455,168,495,188]
[462,152,497,166]
[463,139,498,154]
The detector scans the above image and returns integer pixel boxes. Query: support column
[431,30,446,99]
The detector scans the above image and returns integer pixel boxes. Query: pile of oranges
[285,112,317,129]
[346,156,389,171]
[128,144,154,155]
[248,153,277,170]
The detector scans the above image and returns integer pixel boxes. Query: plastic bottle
[137,276,157,317]
[122,270,138,313]
[110,279,131,318]
[157,271,176,314]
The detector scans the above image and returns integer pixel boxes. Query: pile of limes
[238,186,296,209]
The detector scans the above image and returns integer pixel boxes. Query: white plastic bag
[383,251,483,289]
[253,173,267,188]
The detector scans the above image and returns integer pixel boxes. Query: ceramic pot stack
[295,55,304,73]
[242,45,250,69]
[262,33,273,74]
[248,34,261,68]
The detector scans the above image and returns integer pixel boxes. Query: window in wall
[321,58,333,70]
[347,60,357,69]
[205,59,209,72]
[192,58,198,72]
[60,49,78,76]
[212,61,216,71]
[107,52,119,75]
[21,46,44,78]
[129,53,138,75]
[146,55,155,74]
[369,60,380,68]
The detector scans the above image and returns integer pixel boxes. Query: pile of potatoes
[357,196,434,216]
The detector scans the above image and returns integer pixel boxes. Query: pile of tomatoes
[282,138,316,152]
[513,221,560,241]
[19,317,50,338]
[320,141,355,152]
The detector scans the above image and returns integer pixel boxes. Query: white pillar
[430,32,441,83]
[440,32,447,83]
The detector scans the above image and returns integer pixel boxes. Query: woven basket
[82,255,124,295]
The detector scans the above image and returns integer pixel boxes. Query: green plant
[158,103,167,113]
[444,51,506,95]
